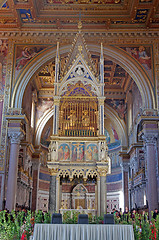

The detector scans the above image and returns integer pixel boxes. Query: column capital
[120,161,130,172]
[97,166,109,176]
[98,97,105,105]
[8,130,24,144]
[142,133,158,145]
[48,167,59,176]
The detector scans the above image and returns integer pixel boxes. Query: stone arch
[35,108,54,146]
[11,44,155,111]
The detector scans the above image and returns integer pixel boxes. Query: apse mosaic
[58,144,70,161]
[72,142,84,161]
[120,46,152,81]
[105,99,127,120]
[86,144,98,161]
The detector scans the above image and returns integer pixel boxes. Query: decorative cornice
[0,30,159,41]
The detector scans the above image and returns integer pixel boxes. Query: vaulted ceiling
[0,0,159,30]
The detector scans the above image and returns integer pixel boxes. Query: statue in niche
[100,141,108,161]
[49,141,58,161]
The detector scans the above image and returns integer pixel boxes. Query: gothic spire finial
[78,11,82,32]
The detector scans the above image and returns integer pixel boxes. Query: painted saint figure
[58,145,64,161]
[86,146,92,161]
[64,145,70,160]
[93,146,98,161]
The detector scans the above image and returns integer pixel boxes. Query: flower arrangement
[0,210,159,240]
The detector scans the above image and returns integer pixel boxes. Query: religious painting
[86,144,98,161]
[58,144,70,161]
[110,124,119,141]
[0,39,8,95]
[15,45,47,78]
[120,45,152,80]
[72,142,84,161]
[105,99,127,120]
[36,99,53,121]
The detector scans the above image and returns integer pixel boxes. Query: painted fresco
[41,126,52,147]
[58,144,70,161]
[36,99,53,121]
[105,99,127,120]
[86,144,98,161]
[0,39,8,95]
[72,142,84,161]
[0,39,8,135]
[121,46,152,79]
[15,45,47,78]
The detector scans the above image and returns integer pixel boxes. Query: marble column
[6,131,24,211]
[49,175,56,213]
[121,161,129,211]
[31,157,40,211]
[100,175,106,215]
[97,177,100,216]
[143,133,158,216]
[56,176,60,212]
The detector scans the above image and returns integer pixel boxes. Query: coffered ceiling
[0,0,159,30]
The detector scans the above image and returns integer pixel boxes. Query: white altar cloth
[33,224,134,240]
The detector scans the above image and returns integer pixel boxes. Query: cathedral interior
[0,0,159,216]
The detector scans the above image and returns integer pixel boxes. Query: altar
[33,224,135,240]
